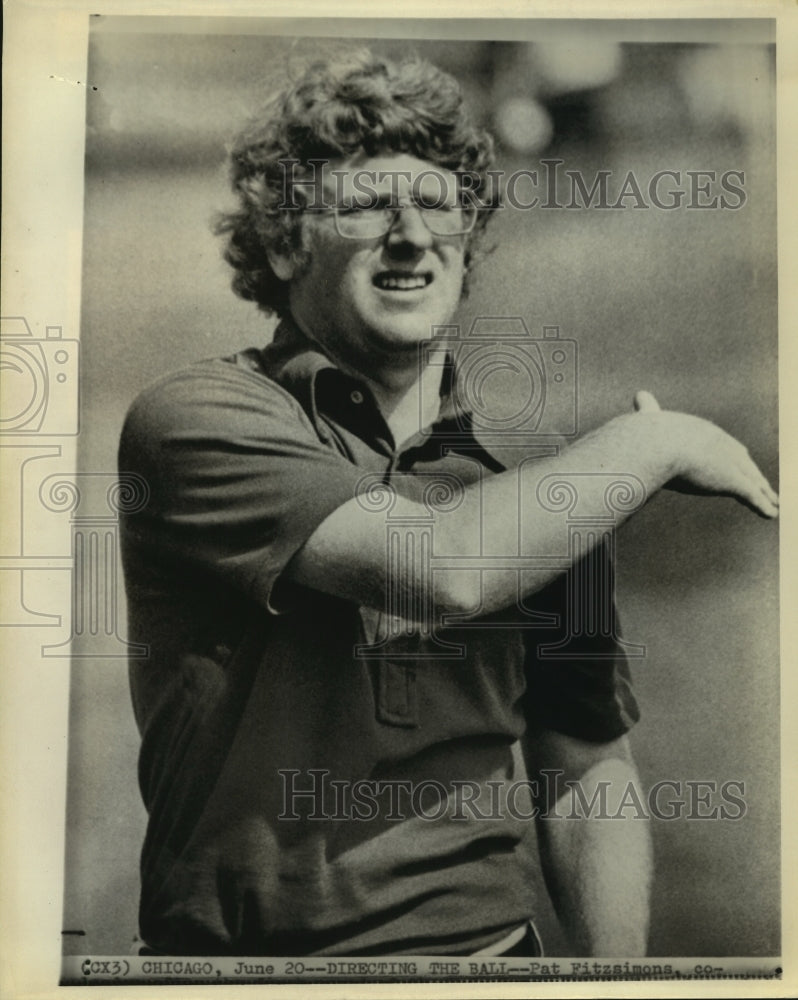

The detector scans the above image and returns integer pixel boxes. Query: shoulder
[122,353,308,443]
[118,354,320,477]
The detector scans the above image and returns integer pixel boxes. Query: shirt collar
[258,318,338,420]
[260,316,468,439]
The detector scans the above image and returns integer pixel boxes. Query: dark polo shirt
[119,319,639,956]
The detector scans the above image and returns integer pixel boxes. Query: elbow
[432,570,483,620]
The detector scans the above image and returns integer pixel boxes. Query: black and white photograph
[1,5,795,997]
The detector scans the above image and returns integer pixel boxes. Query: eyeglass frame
[306,196,479,240]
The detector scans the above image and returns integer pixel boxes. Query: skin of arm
[527,729,652,956]
[286,391,778,617]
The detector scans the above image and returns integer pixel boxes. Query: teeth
[376,274,429,290]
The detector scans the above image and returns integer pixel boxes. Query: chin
[374,324,438,353]
[375,309,450,344]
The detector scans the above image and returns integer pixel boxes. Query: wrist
[631,411,681,484]
[588,411,680,489]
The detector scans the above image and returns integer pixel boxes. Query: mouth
[373,271,433,292]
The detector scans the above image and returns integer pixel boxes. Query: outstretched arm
[286,390,778,616]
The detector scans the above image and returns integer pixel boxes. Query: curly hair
[214,49,497,317]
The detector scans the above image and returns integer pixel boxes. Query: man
[119,50,777,958]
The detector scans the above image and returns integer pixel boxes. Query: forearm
[432,411,677,614]
[535,756,652,956]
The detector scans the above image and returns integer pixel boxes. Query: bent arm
[286,398,778,616]
[527,729,652,956]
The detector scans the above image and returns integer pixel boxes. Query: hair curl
[214,50,497,316]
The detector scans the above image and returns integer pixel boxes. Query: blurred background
[64,20,778,958]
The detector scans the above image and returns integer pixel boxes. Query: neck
[285,313,447,447]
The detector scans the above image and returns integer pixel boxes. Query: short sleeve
[118,360,366,612]
[522,540,640,742]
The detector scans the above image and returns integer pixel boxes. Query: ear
[266,246,296,282]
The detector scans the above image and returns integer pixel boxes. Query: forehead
[321,152,457,195]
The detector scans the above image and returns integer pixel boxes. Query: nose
[386,205,434,251]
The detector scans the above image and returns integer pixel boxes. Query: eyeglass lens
[335,203,476,238]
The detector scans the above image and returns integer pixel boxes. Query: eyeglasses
[317,199,478,240]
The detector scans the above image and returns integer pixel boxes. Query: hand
[633,390,779,518]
